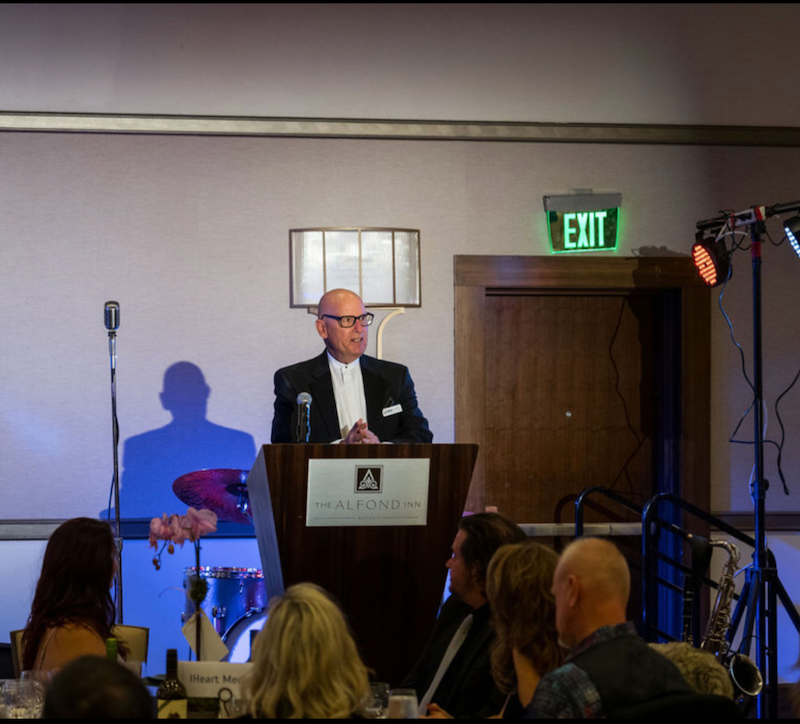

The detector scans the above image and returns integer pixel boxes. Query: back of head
[552,537,631,648]
[558,537,631,608]
[649,642,734,698]
[23,518,118,670]
[245,583,369,719]
[486,542,562,694]
[457,513,527,589]
[43,655,154,719]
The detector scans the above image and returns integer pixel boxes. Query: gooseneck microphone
[296,392,312,443]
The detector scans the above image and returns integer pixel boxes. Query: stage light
[784,216,800,257]
[692,230,730,287]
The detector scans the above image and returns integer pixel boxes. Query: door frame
[454,254,711,516]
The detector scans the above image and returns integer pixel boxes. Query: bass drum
[183,567,266,638]
[223,609,268,663]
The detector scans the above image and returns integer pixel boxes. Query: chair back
[10,629,23,678]
[111,624,149,665]
[9,625,149,677]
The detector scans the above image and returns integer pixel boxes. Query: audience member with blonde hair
[243,583,370,719]
[485,542,563,715]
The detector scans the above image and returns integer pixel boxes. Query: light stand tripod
[105,301,124,624]
[720,221,800,718]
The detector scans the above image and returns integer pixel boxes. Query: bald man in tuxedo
[271,289,432,444]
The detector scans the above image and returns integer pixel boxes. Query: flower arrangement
[149,507,218,660]
[149,507,218,569]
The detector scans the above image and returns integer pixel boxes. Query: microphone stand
[108,323,123,624]
[296,393,312,443]
[725,222,800,718]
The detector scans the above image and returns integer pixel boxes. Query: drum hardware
[223,609,269,664]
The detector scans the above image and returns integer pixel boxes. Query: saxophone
[700,539,764,697]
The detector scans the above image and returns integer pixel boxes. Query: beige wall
[2,131,799,518]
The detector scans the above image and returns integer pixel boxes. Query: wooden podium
[246,443,478,685]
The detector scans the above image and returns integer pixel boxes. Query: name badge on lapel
[382,403,403,418]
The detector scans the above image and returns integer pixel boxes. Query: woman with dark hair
[22,517,128,672]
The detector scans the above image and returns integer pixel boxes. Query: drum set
[172,469,268,661]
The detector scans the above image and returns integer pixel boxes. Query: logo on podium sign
[355,466,383,493]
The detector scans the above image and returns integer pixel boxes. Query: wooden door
[455,255,710,520]
[483,292,660,523]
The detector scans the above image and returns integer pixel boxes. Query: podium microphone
[296,392,312,443]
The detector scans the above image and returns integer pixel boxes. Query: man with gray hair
[525,537,692,718]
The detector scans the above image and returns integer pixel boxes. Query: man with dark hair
[44,655,155,719]
[401,512,527,718]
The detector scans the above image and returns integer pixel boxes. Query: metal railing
[573,486,757,646]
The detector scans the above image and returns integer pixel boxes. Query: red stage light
[692,232,730,287]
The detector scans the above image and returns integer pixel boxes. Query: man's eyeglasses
[320,313,375,328]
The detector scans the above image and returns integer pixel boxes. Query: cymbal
[172,469,252,525]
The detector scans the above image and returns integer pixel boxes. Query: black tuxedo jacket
[271,351,433,444]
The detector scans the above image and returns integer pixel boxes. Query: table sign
[306,458,430,527]
[177,661,253,698]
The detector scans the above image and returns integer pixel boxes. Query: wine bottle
[157,648,188,719]
[105,637,118,661]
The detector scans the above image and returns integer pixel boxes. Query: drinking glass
[0,679,11,718]
[2,679,45,719]
[361,681,390,718]
[386,688,418,719]
[20,670,52,688]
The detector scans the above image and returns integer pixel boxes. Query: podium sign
[306,458,430,527]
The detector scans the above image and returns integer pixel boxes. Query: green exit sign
[547,208,620,254]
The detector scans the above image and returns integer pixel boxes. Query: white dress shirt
[327,352,368,439]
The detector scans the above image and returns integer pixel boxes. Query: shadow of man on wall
[113,361,256,521]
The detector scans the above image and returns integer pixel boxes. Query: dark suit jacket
[401,596,505,718]
[271,351,433,444]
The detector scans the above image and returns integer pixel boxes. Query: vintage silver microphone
[105,301,123,623]
[296,392,312,443]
